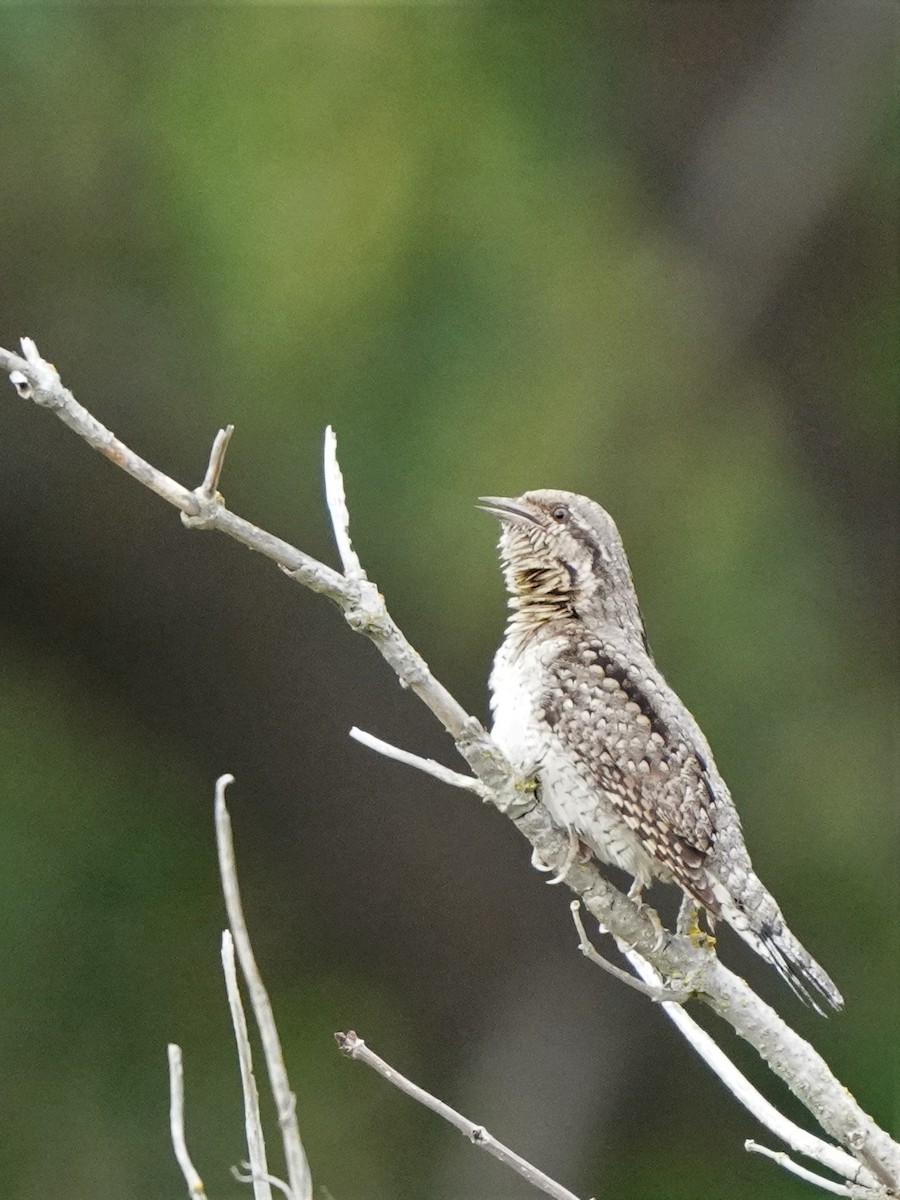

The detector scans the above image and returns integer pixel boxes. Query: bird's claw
[531,825,581,884]
[677,898,716,949]
[628,879,666,950]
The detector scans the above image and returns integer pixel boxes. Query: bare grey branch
[745,1140,881,1199]
[349,727,489,796]
[232,1165,294,1199]
[324,425,364,579]
[216,777,312,1200]
[201,425,234,499]
[167,1044,209,1200]
[624,951,881,1192]
[181,425,235,529]
[570,901,687,1003]
[222,931,273,1200]
[0,340,347,603]
[336,1031,587,1200]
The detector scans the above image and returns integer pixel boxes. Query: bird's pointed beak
[477,496,540,526]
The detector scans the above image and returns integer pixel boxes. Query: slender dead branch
[167,1044,209,1200]
[570,901,687,1003]
[182,424,235,529]
[232,1166,294,1199]
[336,1031,589,1200]
[0,340,348,602]
[745,1141,875,1199]
[617,949,877,1192]
[3,339,897,1195]
[222,931,273,1200]
[349,726,490,796]
[216,777,312,1200]
[200,425,234,500]
[323,425,364,579]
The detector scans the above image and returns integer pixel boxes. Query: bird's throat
[505,565,574,634]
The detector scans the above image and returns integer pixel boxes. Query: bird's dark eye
[551,505,568,522]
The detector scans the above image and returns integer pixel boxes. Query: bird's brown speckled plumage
[484,489,842,1013]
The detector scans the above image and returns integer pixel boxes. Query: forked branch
[3,339,896,1197]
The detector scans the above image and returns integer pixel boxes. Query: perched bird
[482,489,843,1013]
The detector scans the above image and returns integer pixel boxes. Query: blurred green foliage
[0,8,896,1200]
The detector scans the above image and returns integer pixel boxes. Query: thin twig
[745,1141,872,1198]
[336,1031,588,1200]
[232,1165,294,1199]
[0,341,348,602]
[201,425,234,499]
[323,425,364,579]
[181,425,235,529]
[349,727,490,796]
[570,902,687,1003]
[222,931,273,1200]
[167,1044,209,1199]
[179,424,235,530]
[216,777,312,1200]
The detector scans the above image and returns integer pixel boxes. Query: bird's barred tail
[724,883,843,1015]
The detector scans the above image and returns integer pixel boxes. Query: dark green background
[0,6,896,1199]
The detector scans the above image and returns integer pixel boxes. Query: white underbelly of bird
[491,640,660,886]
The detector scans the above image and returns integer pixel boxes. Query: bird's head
[479,489,647,643]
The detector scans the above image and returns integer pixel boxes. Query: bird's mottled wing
[543,642,720,906]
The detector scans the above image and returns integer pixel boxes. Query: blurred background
[0,5,897,1198]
